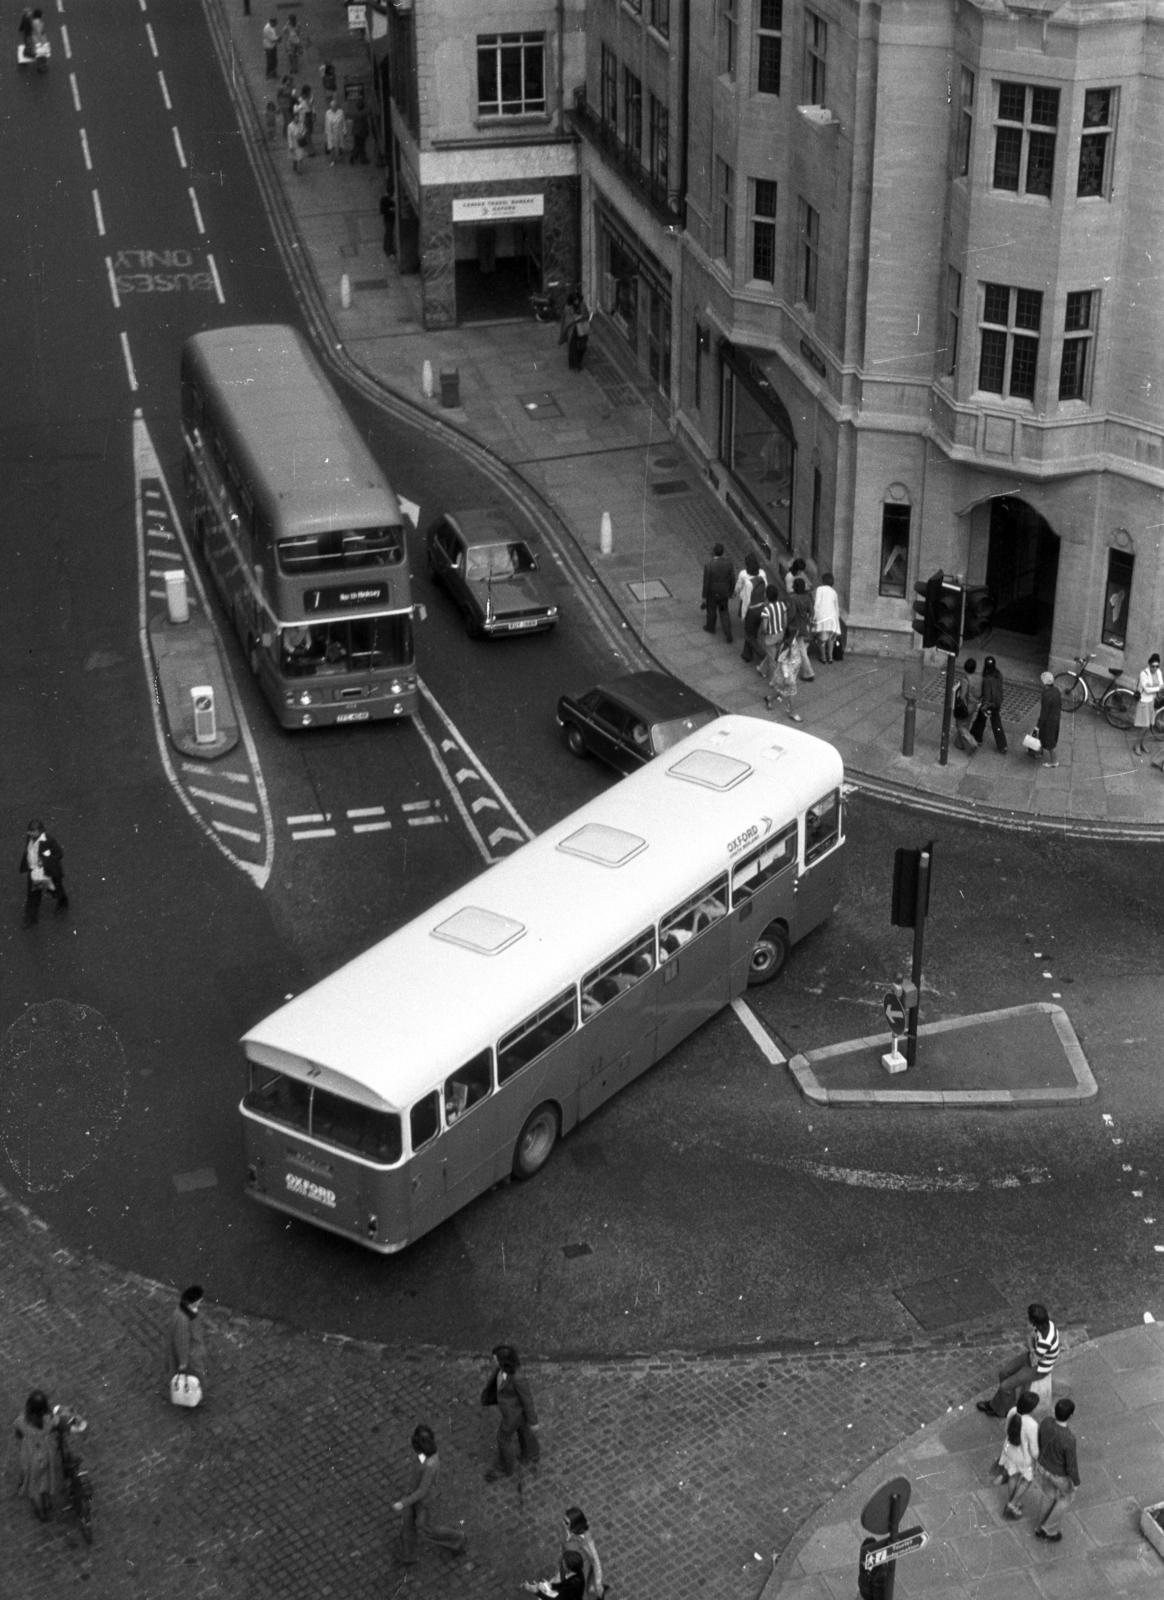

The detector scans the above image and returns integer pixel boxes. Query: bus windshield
[280,615,414,676]
[244,1065,403,1163]
[277,525,405,573]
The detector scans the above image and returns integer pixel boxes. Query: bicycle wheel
[1053,672,1086,714]
[1103,686,1137,730]
[1151,704,1164,741]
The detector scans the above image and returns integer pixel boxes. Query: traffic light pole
[904,845,931,1069]
[938,651,956,766]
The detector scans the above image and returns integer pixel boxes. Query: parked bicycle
[529,277,571,323]
[52,1406,93,1543]
[1052,653,1145,730]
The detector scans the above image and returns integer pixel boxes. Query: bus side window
[444,1049,492,1125]
[804,791,842,865]
[410,1090,441,1152]
[581,929,655,1019]
[731,825,797,904]
[497,990,576,1084]
[659,875,728,955]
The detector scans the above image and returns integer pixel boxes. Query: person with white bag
[169,1286,206,1408]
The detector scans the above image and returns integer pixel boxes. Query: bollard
[422,359,434,399]
[599,511,613,556]
[340,273,351,310]
[191,686,217,745]
[164,568,190,624]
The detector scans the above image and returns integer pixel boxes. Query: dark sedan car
[425,508,559,638]
[557,671,721,773]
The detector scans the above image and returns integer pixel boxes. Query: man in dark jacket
[483,1343,539,1479]
[1032,1398,1080,1540]
[348,98,371,164]
[19,819,68,927]
[701,543,735,641]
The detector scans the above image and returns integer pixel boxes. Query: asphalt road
[2,0,1163,1363]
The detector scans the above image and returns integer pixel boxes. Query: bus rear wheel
[512,1103,559,1180]
[747,921,789,985]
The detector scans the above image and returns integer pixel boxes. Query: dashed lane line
[353,821,392,834]
[292,828,337,841]
[347,806,385,818]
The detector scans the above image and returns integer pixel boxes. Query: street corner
[786,1002,1096,1108]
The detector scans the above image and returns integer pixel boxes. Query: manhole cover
[652,480,691,497]
[626,579,672,602]
[894,1269,1008,1331]
[562,1242,593,1259]
[651,453,682,471]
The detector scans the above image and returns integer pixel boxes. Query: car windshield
[465,541,535,582]
[650,709,719,754]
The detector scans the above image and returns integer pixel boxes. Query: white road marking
[60,23,70,57]
[147,530,176,542]
[172,126,187,169]
[291,828,336,841]
[182,762,250,783]
[69,71,81,112]
[188,188,205,234]
[408,815,443,827]
[287,813,329,825]
[207,253,224,304]
[453,767,477,784]
[104,256,120,310]
[187,786,258,815]
[120,332,138,392]
[146,21,158,54]
[778,1157,1053,1193]
[347,806,386,818]
[730,997,786,1064]
[79,128,91,170]
[398,497,420,528]
[417,680,534,840]
[148,589,166,599]
[488,826,525,847]
[91,189,105,237]
[157,69,171,109]
[471,796,500,814]
[353,821,392,834]
[401,800,431,812]
[213,821,261,843]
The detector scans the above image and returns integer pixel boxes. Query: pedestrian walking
[282,14,301,76]
[735,552,768,663]
[379,185,396,256]
[262,14,278,77]
[14,1390,61,1521]
[952,657,977,751]
[482,1343,539,1480]
[784,554,807,595]
[391,1424,466,1562]
[524,1550,586,1600]
[169,1285,207,1405]
[1031,1398,1080,1541]
[323,96,346,164]
[812,571,841,662]
[296,85,315,154]
[1035,670,1062,766]
[563,1507,605,1599]
[788,576,816,680]
[764,627,803,722]
[993,1393,1039,1518]
[19,818,68,928]
[319,58,336,94]
[977,1302,1058,1417]
[756,583,787,685]
[1132,651,1164,756]
[264,100,277,141]
[968,654,1008,754]
[348,97,371,164]
[276,74,294,133]
[701,542,735,641]
[287,109,305,174]
[558,289,591,370]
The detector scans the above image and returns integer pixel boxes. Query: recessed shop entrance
[985,497,1060,656]
[451,195,546,325]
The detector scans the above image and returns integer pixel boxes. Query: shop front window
[1101,549,1133,649]
[604,233,640,355]
[720,356,794,547]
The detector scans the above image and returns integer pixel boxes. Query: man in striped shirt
[977,1303,1059,1418]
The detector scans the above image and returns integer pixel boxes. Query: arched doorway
[985,496,1060,661]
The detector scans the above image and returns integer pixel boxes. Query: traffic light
[962,585,994,641]
[911,571,944,648]
[934,581,964,653]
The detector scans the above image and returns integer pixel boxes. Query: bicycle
[1052,653,1141,730]
[51,1406,93,1543]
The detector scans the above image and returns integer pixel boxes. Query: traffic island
[148,611,240,759]
[787,1002,1096,1107]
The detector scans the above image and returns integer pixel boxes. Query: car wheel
[512,1103,559,1180]
[746,920,789,986]
[464,609,483,640]
[564,723,587,758]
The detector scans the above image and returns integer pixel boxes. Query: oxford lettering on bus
[285,1173,336,1207]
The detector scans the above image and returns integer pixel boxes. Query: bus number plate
[336,710,371,723]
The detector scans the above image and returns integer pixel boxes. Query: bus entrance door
[793,791,844,940]
[655,875,732,1057]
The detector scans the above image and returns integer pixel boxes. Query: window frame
[717,158,735,269]
[1101,549,1133,651]
[1077,87,1116,199]
[409,1090,441,1154]
[756,0,782,96]
[878,503,910,600]
[956,67,974,178]
[660,874,729,956]
[497,989,577,1085]
[750,178,777,284]
[581,930,656,1020]
[977,283,1043,402]
[991,81,1059,198]
[797,197,819,311]
[649,0,670,38]
[1058,289,1096,403]
[731,824,797,905]
[443,1048,493,1127]
[946,265,962,378]
[803,9,827,107]
[600,44,618,127]
[649,93,669,185]
[476,31,546,120]
[623,68,643,161]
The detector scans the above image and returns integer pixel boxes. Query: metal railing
[570,87,686,230]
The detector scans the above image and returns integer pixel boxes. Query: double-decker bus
[180,325,417,728]
[240,716,845,1252]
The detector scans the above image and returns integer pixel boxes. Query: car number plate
[506,619,540,631]
[336,710,371,723]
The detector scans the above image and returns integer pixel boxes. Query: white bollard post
[340,273,351,310]
[599,512,613,556]
[422,359,434,400]
[164,569,190,624]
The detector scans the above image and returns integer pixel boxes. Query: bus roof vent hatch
[666,750,752,791]
[556,823,647,868]
[431,906,526,955]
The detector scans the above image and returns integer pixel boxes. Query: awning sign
[452,194,545,223]
[347,3,367,31]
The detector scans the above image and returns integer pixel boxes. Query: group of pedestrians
[701,544,842,724]
[264,15,372,174]
[977,1302,1081,1543]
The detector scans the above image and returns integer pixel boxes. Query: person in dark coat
[1035,671,1061,767]
[169,1285,207,1392]
[969,655,1008,754]
[379,186,396,256]
[348,98,371,164]
[19,819,68,927]
[701,543,735,641]
[787,576,816,681]
[1031,1398,1080,1540]
[391,1424,466,1562]
[482,1343,539,1480]
[525,1549,586,1600]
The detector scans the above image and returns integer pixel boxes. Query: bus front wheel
[747,921,789,985]
[512,1103,559,1180]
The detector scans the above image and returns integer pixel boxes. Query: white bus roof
[243,716,843,1111]
[183,325,400,534]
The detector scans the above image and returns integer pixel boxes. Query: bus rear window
[244,1066,402,1164]
[278,525,405,573]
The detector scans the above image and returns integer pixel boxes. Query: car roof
[591,671,719,721]
[444,508,525,546]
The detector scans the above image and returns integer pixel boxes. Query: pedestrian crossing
[282,798,448,844]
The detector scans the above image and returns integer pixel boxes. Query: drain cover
[652,480,691,496]
[894,1269,1008,1330]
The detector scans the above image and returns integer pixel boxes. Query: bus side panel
[792,843,845,945]
[654,921,733,1059]
[728,864,797,992]
[577,986,657,1121]
[242,1114,411,1251]
[408,1097,506,1242]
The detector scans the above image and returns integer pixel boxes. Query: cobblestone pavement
[3,1183,1046,1600]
